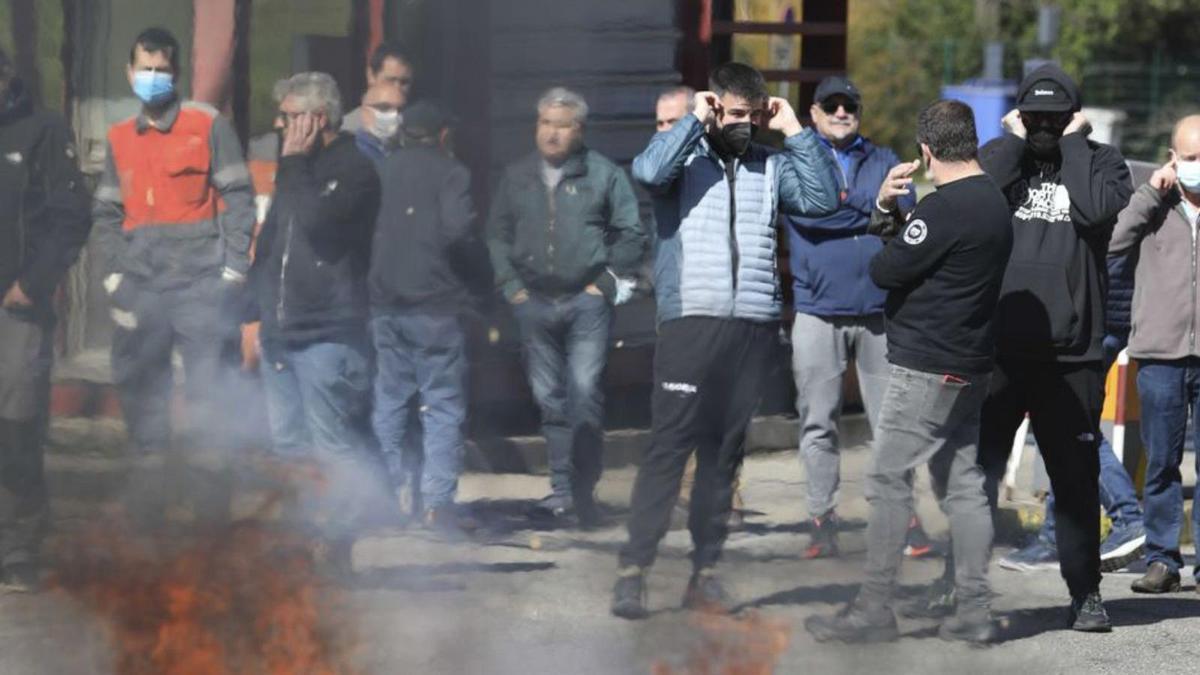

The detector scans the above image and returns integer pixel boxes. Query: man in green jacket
[487,87,647,525]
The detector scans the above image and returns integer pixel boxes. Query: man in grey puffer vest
[612,62,840,619]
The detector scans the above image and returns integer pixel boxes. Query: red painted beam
[191,0,236,112]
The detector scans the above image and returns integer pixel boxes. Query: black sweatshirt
[980,132,1132,362]
[869,174,1013,375]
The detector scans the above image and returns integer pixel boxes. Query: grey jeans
[861,364,992,609]
[791,312,888,517]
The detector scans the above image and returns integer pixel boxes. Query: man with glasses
[784,76,930,559]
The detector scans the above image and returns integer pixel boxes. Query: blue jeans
[514,291,611,506]
[1040,333,1143,544]
[259,339,372,458]
[1135,357,1200,577]
[371,312,468,507]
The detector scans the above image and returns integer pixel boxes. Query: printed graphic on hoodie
[1015,181,1071,223]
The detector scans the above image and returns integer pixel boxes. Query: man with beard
[611,62,839,619]
[913,64,1133,632]
[0,48,91,591]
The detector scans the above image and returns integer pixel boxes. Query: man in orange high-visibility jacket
[92,27,255,454]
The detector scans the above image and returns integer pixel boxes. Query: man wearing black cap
[370,101,478,531]
[915,64,1133,632]
[785,75,931,560]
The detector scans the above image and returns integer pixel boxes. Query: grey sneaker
[1068,591,1112,633]
[682,568,732,613]
[1100,522,1146,572]
[806,599,899,644]
[998,539,1059,572]
[611,567,648,620]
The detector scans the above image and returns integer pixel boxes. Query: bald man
[1109,114,1200,594]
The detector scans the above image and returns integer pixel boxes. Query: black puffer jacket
[249,133,380,352]
[0,79,91,308]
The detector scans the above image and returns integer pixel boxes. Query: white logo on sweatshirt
[903,219,928,245]
[662,381,698,395]
[1015,182,1071,223]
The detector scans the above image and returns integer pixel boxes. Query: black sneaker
[899,575,956,619]
[0,563,41,594]
[611,567,648,620]
[1068,591,1112,633]
[805,599,899,644]
[803,510,840,559]
[682,568,732,613]
[938,607,996,645]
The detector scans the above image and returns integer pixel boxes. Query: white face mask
[1177,159,1200,193]
[371,110,401,141]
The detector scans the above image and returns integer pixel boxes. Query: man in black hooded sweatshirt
[911,64,1133,632]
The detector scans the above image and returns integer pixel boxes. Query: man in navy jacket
[784,76,921,558]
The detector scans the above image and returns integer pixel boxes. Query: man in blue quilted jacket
[611,62,840,619]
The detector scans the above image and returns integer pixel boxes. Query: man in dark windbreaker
[0,48,92,591]
[248,73,381,558]
[369,102,477,531]
[914,64,1133,632]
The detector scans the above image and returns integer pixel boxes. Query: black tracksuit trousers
[977,357,1105,598]
[619,317,775,571]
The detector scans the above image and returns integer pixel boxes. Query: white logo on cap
[1034,89,1056,96]
[903,219,928,245]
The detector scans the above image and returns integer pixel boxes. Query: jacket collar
[524,148,588,179]
[136,98,182,134]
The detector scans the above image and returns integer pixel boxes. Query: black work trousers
[619,316,775,571]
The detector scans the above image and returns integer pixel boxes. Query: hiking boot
[803,511,839,559]
[682,568,732,613]
[805,598,899,644]
[1068,591,1112,632]
[611,567,648,620]
[1100,522,1147,572]
[1131,561,1182,594]
[904,516,935,558]
[938,606,996,645]
[899,574,956,619]
[423,505,478,535]
[0,563,41,594]
[998,539,1059,572]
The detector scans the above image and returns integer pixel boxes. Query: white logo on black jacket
[1015,182,1071,223]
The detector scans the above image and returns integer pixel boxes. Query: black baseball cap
[402,100,451,136]
[813,76,862,107]
[1016,64,1080,113]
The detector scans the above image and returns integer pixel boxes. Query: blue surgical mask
[132,70,175,106]
[1177,160,1200,194]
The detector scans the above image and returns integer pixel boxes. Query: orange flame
[652,611,791,675]
[49,466,355,675]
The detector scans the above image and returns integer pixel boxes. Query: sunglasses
[820,99,859,115]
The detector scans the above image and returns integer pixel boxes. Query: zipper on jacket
[726,158,739,295]
[827,145,849,200]
[277,216,294,324]
[546,180,557,276]
[1192,210,1197,351]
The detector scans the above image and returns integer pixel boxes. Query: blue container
[941,80,1017,146]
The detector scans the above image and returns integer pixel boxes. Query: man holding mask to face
[916,64,1133,633]
[612,62,839,619]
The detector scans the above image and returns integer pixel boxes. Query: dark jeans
[371,312,468,507]
[1135,357,1200,578]
[862,365,992,609]
[620,317,775,571]
[110,279,239,452]
[1041,333,1143,543]
[514,291,611,506]
[0,308,52,567]
[978,358,1104,599]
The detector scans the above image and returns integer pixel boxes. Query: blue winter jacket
[786,136,916,317]
[632,115,840,325]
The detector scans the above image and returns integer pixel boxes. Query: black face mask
[1027,128,1062,157]
[716,122,757,157]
